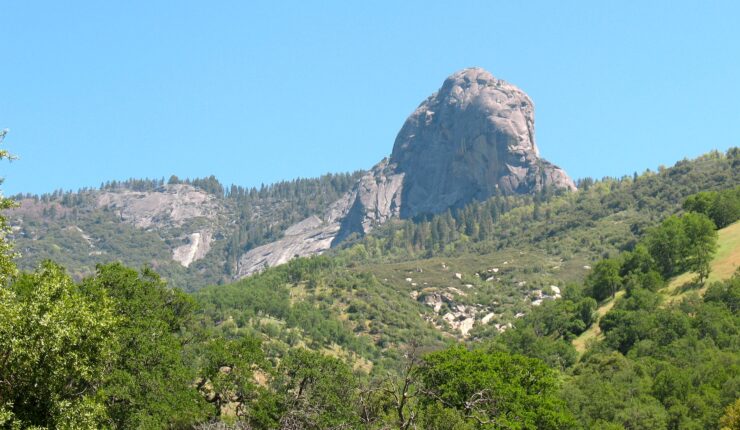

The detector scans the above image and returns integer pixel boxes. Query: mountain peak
[386,67,574,218]
[240,69,577,275]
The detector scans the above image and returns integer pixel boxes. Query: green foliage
[268,349,359,430]
[195,336,267,420]
[646,212,718,282]
[2,143,739,429]
[82,263,211,428]
[682,212,719,283]
[0,132,17,285]
[563,352,669,430]
[417,346,576,429]
[0,262,117,429]
[684,186,740,229]
[619,244,656,278]
[194,256,446,368]
[9,171,365,290]
[720,398,740,430]
[567,273,740,429]
[587,258,622,301]
[647,215,690,277]
[339,148,740,269]
[10,148,739,294]
[488,286,594,369]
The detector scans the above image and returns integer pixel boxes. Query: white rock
[173,230,212,267]
[459,318,475,336]
[448,287,467,296]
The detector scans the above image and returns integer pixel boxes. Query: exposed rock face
[392,67,575,217]
[96,184,220,229]
[173,230,212,267]
[236,68,576,276]
[6,69,577,281]
[333,67,575,240]
[95,184,222,267]
[235,195,355,277]
[333,159,404,243]
[236,216,339,277]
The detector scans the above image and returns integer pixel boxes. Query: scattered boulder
[481,312,496,325]
[447,287,467,297]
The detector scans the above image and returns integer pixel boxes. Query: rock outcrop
[333,67,575,240]
[96,184,220,229]
[235,194,355,277]
[7,69,577,280]
[236,216,340,277]
[333,159,404,243]
[95,184,223,267]
[238,67,576,276]
[173,230,212,267]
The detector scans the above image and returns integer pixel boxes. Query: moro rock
[336,67,575,237]
[239,67,576,275]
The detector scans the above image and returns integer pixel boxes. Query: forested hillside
[2,144,739,429]
[326,149,740,339]
[7,171,363,289]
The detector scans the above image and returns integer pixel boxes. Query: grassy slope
[355,247,591,336]
[663,220,740,303]
[571,290,625,354]
[573,220,740,354]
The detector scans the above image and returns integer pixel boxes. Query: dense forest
[2,144,740,429]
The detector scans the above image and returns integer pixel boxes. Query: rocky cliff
[8,68,576,279]
[237,68,576,275]
[333,67,575,238]
[235,195,354,277]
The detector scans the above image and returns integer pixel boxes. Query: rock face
[6,69,577,280]
[96,184,221,229]
[173,230,212,267]
[334,67,575,239]
[391,67,575,217]
[333,159,404,243]
[95,184,222,267]
[235,195,355,277]
[236,67,577,275]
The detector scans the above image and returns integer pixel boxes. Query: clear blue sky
[1,1,738,195]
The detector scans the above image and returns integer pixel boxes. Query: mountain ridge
[237,68,576,274]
